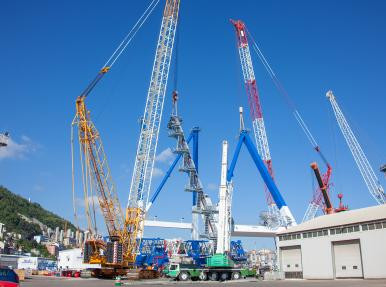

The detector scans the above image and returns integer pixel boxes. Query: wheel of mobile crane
[220,272,229,281]
[178,271,190,281]
[199,272,208,281]
[231,271,241,280]
[209,272,219,281]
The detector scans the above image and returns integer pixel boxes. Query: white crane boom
[216,140,232,254]
[327,90,385,204]
[128,0,180,211]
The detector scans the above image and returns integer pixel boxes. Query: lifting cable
[81,0,160,98]
[70,123,79,230]
[172,13,180,92]
[246,28,329,166]
[103,0,160,69]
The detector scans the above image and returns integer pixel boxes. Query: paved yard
[21,276,386,287]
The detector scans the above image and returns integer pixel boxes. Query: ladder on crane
[327,90,386,204]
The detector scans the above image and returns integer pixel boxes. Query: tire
[209,272,219,281]
[178,271,190,281]
[232,272,241,280]
[220,272,229,281]
[199,272,208,281]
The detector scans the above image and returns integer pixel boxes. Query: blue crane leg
[148,133,193,206]
[242,131,286,209]
[226,133,245,182]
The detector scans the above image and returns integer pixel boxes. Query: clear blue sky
[1,0,385,250]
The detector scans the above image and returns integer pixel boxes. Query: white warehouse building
[276,204,386,279]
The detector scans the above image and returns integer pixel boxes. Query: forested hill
[0,186,76,239]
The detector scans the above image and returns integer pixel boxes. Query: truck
[164,254,256,281]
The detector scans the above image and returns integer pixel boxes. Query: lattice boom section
[128,0,180,209]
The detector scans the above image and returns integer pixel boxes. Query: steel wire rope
[71,123,79,230]
[102,0,160,69]
[246,28,329,162]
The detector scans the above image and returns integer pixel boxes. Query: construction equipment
[127,0,181,259]
[229,240,247,263]
[167,99,218,241]
[231,19,282,228]
[310,162,348,214]
[216,108,296,275]
[327,90,386,204]
[223,124,296,229]
[71,0,178,277]
[73,96,127,264]
[144,93,218,241]
[238,25,335,222]
[135,238,169,271]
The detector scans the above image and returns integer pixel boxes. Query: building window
[342,266,346,270]
[369,224,375,230]
[295,264,299,267]
[312,231,317,237]
[291,234,297,240]
[317,230,323,236]
[323,230,328,236]
[296,234,301,239]
[347,226,354,233]
[376,223,382,229]
[307,232,312,238]
[382,222,386,229]
[330,229,336,235]
[342,227,348,233]
[354,225,360,232]
[353,266,358,270]
[335,228,342,234]
[287,264,290,268]
[302,233,308,238]
[362,224,368,231]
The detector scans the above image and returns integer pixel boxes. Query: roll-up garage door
[333,240,363,278]
[280,246,303,279]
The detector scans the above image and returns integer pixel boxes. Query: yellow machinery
[71,0,181,278]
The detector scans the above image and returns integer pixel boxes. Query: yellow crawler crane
[72,94,129,274]
[71,0,180,278]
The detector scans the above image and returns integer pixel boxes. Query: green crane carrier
[164,254,256,281]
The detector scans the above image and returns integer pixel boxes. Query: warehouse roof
[278,204,386,234]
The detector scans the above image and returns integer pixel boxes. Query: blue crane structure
[226,129,296,227]
[145,129,198,212]
[135,238,169,270]
[229,240,247,263]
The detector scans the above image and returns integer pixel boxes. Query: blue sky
[1,0,385,250]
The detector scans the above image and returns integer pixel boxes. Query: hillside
[0,186,76,240]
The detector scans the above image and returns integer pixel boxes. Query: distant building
[46,244,59,257]
[17,256,56,270]
[33,235,48,244]
[247,249,276,268]
[55,227,59,242]
[0,223,5,239]
[59,230,64,243]
[58,248,99,271]
[277,204,386,279]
